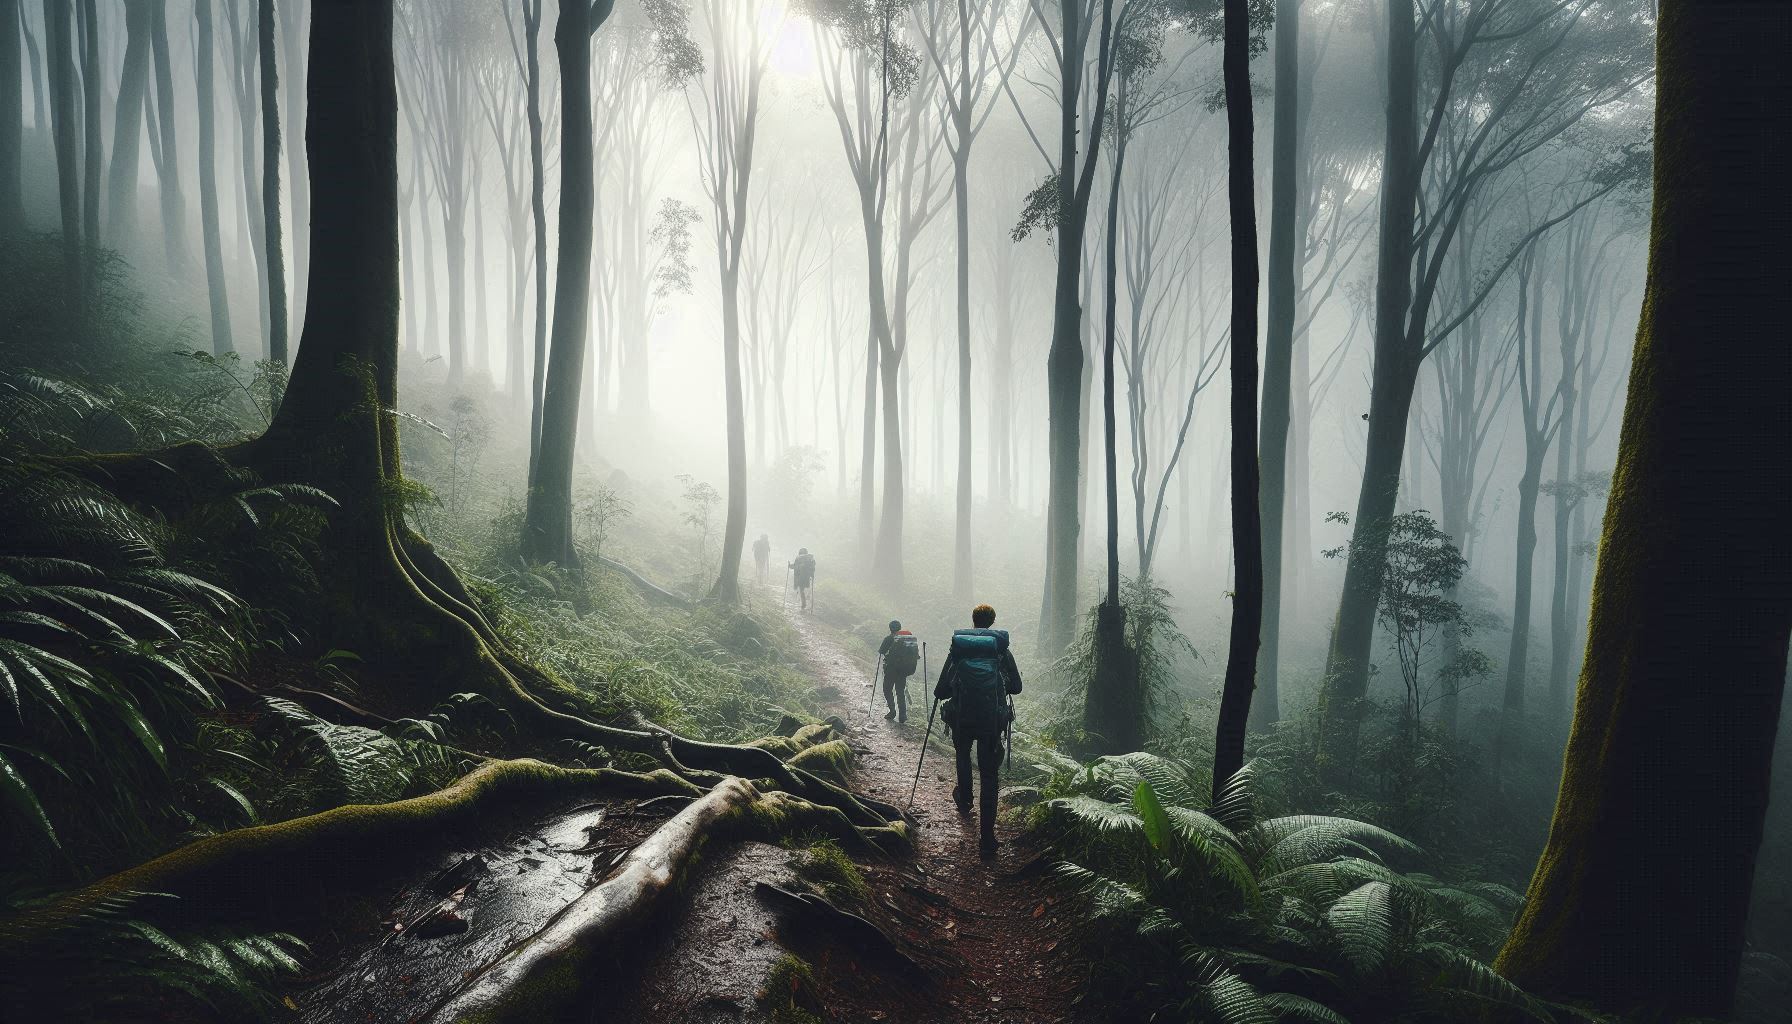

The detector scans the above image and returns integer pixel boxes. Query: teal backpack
[946,628,1011,736]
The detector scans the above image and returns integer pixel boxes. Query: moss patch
[757,953,822,1024]
[792,839,871,906]
[785,740,855,784]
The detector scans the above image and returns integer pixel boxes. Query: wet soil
[610,591,1083,1024]
[289,591,1083,1023]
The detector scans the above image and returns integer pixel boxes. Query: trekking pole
[782,566,791,611]
[909,696,939,808]
[1005,695,1014,768]
[866,654,883,718]
[919,641,928,727]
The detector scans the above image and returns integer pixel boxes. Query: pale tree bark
[147,0,189,267]
[104,0,151,244]
[685,0,771,603]
[194,0,233,354]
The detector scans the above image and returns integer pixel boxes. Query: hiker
[753,533,771,584]
[934,603,1022,859]
[877,620,920,723]
[789,548,817,610]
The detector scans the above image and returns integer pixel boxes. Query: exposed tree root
[596,555,690,608]
[0,760,698,948]
[423,776,907,1024]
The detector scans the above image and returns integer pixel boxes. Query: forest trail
[289,585,1080,1024]
[609,586,1081,1023]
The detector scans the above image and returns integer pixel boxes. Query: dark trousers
[953,729,1002,835]
[883,670,911,717]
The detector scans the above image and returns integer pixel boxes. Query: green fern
[0,890,305,1018]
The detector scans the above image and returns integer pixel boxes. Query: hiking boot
[883,708,896,720]
[952,786,972,818]
[897,710,908,724]
[979,832,998,860]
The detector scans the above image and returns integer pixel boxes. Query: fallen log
[597,556,689,608]
[424,777,907,1024]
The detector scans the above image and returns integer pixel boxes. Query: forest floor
[289,580,1081,1024]
[609,583,1083,1023]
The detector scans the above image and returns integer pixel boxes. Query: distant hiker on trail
[789,548,817,610]
[877,620,920,723]
[753,534,771,583]
[934,603,1022,859]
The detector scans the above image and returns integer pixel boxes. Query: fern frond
[1325,881,1395,976]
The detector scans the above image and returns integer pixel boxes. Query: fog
[14,0,1788,1017]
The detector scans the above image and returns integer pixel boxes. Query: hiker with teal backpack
[932,603,1023,859]
[877,621,921,723]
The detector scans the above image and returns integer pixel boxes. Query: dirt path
[289,594,1082,1023]
[611,594,1082,1024]
[785,602,1081,1023]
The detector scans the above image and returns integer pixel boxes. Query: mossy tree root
[424,776,906,1024]
[60,444,902,834]
[0,760,699,951]
[392,533,904,830]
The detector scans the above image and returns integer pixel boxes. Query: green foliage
[0,454,238,854]
[0,890,305,1020]
[1041,575,1197,751]
[1041,757,1552,1023]
[574,484,632,568]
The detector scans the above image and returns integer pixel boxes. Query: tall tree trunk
[232,5,271,353]
[1039,0,1113,656]
[75,0,98,296]
[43,0,78,305]
[194,0,232,354]
[105,1,150,245]
[1084,77,1140,758]
[281,0,307,327]
[0,0,23,233]
[1317,0,1417,779]
[874,340,905,584]
[259,0,288,368]
[1546,261,1581,717]
[147,0,188,267]
[520,0,606,569]
[859,327,877,554]
[1499,250,1554,763]
[951,145,972,602]
[523,0,548,476]
[1254,0,1300,733]
[1213,0,1263,799]
[1496,4,1790,1015]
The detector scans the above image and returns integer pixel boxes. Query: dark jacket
[934,628,1023,701]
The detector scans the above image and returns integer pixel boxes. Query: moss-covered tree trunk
[1495,3,1791,1016]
